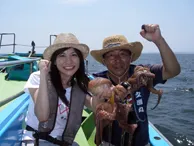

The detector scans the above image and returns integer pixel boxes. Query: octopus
[88,66,163,146]
[88,78,137,146]
[127,66,163,110]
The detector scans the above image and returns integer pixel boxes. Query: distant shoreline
[0,52,193,55]
[142,52,194,55]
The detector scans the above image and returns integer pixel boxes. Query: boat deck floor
[88,129,96,145]
[0,73,26,111]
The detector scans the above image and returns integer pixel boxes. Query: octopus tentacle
[150,89,163,110]
[127,66,163,110]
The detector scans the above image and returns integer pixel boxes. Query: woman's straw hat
[43,33,89,60]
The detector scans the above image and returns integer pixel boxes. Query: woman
[22,33,93,146]
[22,33,127,146]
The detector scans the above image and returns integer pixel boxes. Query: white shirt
[23,71,71,140]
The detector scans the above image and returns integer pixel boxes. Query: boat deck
[0,72,173,146]
[0,73,26,111]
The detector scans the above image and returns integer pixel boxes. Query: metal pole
[30,62,33,74]
[50,35,57,45]
[0,33,16,53]
[0,91,24,107]
[13,33,16,53]
[0,34,2,49]
[0,58,40,69]
[85,59,88,74]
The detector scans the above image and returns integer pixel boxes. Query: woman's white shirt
[23,71,71,139]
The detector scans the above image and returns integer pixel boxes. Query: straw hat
[43,33,89,60]
[90,35,143,64]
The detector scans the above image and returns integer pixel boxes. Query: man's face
[103,49,132,76]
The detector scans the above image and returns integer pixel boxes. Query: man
[90,24,180,146]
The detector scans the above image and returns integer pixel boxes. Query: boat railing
[0,32,46,57]
[0,58,40,69]
[0,54,13,57]
[50,35,57,45]
[0,91,24,107]
[0,57,41,107]
[0,33,16,53]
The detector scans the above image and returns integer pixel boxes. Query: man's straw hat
[91,35,143,64]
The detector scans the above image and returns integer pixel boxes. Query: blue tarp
[5,55,38,81]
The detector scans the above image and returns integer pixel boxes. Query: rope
[16,44,48,48]
[0,44,48,48]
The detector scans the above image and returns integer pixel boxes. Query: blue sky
[0,0,194,54]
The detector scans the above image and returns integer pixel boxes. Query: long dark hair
[49,47,89,106]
